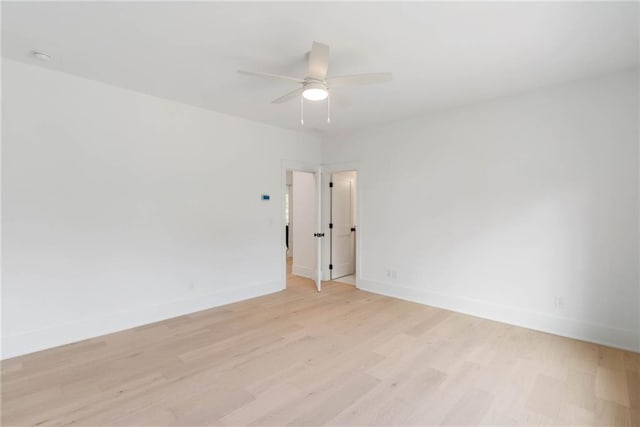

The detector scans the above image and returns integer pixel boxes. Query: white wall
[3,59,638,358]
[1,59,322,358]
[324,69,640,351]
[291,171,316,278]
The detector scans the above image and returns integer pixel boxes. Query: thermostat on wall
[261,194,270,201]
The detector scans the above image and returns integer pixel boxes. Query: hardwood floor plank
[595,366,630,407]
[1,260,636,426]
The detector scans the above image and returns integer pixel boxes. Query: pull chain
[299,92,331,126]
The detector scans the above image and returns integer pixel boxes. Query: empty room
[1,1,639,426]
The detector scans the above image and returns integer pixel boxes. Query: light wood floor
[1,262,638,426]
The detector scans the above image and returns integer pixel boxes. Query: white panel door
[315,167,322,292]
[331,172,356,279]
[291,171,317,281]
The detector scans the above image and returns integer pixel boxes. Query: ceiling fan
[238,41,392,124]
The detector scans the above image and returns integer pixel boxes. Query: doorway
[330,171,357,284]
[284,167,322,291]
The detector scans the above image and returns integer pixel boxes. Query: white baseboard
[1,280,283,360]
[5,278,636,359]
[357,278,639,352]
[292,264,314,279]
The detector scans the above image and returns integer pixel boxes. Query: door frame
[322,162,361,288]
[281,160,323,291]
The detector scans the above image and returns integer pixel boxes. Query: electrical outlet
[188,280,195,291]
[391,270,397,279]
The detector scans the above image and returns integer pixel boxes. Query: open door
[315,167,323,292]
[330,171,356,280]
[288,166,323,292]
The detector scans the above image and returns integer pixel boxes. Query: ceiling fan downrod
[300,94,304,125]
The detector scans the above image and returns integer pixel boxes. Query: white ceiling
[2,2,638,134]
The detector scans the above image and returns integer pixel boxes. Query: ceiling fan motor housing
[302,81,329,101]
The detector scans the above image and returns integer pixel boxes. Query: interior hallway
[286,256,317,292]
[332,274,356,286]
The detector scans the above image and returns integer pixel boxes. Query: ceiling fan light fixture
[302,85,328,101]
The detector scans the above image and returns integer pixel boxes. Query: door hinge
[314,233,325,238]
[329,223,333,229]
[329,264,333,270]
[329,182,333,188]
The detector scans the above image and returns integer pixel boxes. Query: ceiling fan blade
[272,87,304,104]
[331,91,352,107]
[308,41,330,80]
[238,69,305,84]
[327,72,393,88]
